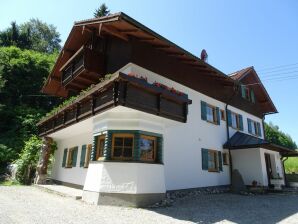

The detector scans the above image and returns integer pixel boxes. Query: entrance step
[35,184,83,200]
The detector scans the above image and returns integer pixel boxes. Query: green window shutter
[241,85,246,98]
[80,145,86,167]
[239,114,243,131]
[201,101,207,121]
[247,118,252,134]
[218,151,223,171]
[72,147,78,167]
[257,122,262,137]
[227,110,232,127]
[202,148,209,170]
[91,136,98,161]
[250,89,255,103]
[62,148,68,167]
[216,107,220,125]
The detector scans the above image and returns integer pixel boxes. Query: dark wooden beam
[102,25,129,41]
[119,29,138,33]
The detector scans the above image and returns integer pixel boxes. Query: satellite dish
[201,49,208,62]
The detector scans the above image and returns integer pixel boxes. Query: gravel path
[0,186,298,224]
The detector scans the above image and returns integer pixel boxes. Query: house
[37,12,297,207]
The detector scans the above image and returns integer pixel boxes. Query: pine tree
[94,3,110,18]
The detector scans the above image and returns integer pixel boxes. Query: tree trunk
[34,137,53,184]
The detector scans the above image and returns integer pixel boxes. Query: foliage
[94,3,110,17]
[15,136,43,184]
[0,19,61,53]
[265,122,297,150]
[0,46,60,169]
[284,157,298,174]
[0,179,20,186]
[45,73,113,118]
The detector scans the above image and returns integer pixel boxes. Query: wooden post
[34,137,53,185]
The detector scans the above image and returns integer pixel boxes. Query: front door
[265,153,273,187]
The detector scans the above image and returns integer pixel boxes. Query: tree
[0,19,61,54]
[94,3,110,18]
[0,46,60,169]
[265,122,297,150]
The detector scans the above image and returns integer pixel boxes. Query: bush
[15,135,42,184]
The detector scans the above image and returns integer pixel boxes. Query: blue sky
[1,0,298,144]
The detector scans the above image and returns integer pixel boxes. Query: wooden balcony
[60,45,105,91]
[38,73,192,136]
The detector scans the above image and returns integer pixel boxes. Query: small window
[140,135,156,162]
[231,112,239,129]
[208,150,218,172]
[112,134,134,160]
[248,119,261,137]
[96,135,106,160]
[220,109,226,121]
[84,144,92,167]
[223,152,229,165]
[206,104,217,124]
[66,147,78,168]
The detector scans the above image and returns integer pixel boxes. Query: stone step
[35,184,83,200]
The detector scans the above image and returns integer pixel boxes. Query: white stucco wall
[51,132,93,186]
[231,148,284,186]
[84,162,165,194]
[49,62,273,192]
[119,63,265,190]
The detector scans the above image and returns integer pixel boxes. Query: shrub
[15,135,42,184]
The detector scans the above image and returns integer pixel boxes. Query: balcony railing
[60,45,105,89]
[38,73,192,136]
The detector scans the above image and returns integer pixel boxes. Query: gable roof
[224,132,298,157]
[42,12,234,97]
[228,66,277,114]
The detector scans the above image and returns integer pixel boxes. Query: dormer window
[241,85,255,103]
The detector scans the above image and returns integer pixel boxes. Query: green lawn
[285,157,298,174]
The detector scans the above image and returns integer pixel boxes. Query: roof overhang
[229,67,278,115]
[224,131,298,157]
[42,12,235,97]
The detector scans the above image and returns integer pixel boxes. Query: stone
[231,169,247,193]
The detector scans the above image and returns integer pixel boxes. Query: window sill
[208,169,220,173]
[206,120,219,126]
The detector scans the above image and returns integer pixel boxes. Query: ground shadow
[149,193,298,224]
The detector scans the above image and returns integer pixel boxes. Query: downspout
[282,157,288,186]
[225,83,239,185]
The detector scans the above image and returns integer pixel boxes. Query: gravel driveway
[1,186,298,224]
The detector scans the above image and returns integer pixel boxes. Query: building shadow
[148,193,298,224]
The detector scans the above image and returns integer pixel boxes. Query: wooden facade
[38,73,191,136]
[42,12,276,118]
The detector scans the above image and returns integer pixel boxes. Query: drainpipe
[225,83,239,185]
[282,157,288,186]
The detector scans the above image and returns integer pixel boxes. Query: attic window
[241,85,255,103]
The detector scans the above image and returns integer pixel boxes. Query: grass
[0,180,20,186]
[285,157,298,174]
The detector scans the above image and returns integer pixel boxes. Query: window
[223,152,229,165]
[96,135,105,160]
[241,85,255,103]
[248,118,262,137]
[208,150,218,172]
[140,135,156,162]
[206,104,217,123]
[202,148,223,172]
[112,133,134,160]
[66,147,78,168]
[220,109,226,121]
[201,101,220,125]
[228,110,243,130]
